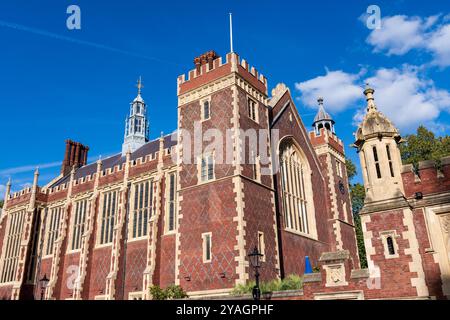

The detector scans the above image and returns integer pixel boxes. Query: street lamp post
[39,274,49,300]
[248,246,263,301]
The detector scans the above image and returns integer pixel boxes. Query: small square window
[247,97,258,122]
[251,151,261,182]
[379,230,399,259]
[202,233,212,263]
[201,98,211,121]
[336,160,342,177]
[200,154,214,182]
[258,231,265,262]
[203,101,210,120]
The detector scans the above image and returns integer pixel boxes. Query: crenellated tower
[122,77,149,156]
[309,98,359,267]
[176,50,280,295]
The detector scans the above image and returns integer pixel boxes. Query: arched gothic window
[280,140,314,235]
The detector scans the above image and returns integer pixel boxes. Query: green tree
[350,183,367,268]
[399,126,450,169]
[345,157,357,182]
[0,200,3,209]
[346,157,367,268]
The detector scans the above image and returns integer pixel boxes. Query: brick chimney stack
[61,139,89,176]
[194,50,219,74]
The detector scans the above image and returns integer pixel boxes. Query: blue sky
[1,0,449,198]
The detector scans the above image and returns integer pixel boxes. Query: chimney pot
[61,140,89,176]
[193,50,219,73]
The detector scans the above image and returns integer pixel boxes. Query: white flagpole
[229,13,234,53]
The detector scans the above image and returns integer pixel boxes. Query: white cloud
[20,182,32,189]
[295,65,450,132]
[0,161,60,176]
[365,14,450,67]
[0,184,6,201]
[295,70,362,112]
[364,65,450,130]
[367,15,429,55]
[428,24,450,67]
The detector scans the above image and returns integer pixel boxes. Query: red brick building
[0,51,447,300]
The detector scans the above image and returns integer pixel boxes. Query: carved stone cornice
[360,196,411,215]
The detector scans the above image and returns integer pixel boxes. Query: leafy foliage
[399,125,450,169]
[278,274,303,291]
[351,183,367,268]
[350,183,365,215]
[231,274,303,295]
[346,157,368,268]
[0,200,3,209]
[149,284,188,300]
[345,157,357,182]
[165,284,188,299]
[149,285,167,300]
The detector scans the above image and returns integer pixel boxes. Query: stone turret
[122,77,149,156]
[353,85,404,203]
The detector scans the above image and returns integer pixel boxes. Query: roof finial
[317,97,324,107]
[136,76,143,95]
[363,82,377,112]
[229,13,234,53]
[313,97,335,127]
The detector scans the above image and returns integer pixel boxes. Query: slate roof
[50,132,177,188]
[313,104,334,124]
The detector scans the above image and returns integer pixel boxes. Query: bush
[149,285,167,300]
[165,284,188,299]
[231,281,256,295]
[231,274,303,295]
[261,279,282,293]
[149,284,188,300]
[279,274,302,291]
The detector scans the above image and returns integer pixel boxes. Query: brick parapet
[401,156,450,198]
[177,52,268,96]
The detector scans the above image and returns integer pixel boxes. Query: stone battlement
[401,155,450,198]
[9,187,32,200]
[177,52,268,96]
[309,127,344,154]
[5,145,177,204]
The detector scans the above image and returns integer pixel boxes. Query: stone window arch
[279,138,317,238]
[386,236,395,255]
[379,230,399,259]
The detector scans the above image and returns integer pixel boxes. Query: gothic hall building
[0,50,448,300]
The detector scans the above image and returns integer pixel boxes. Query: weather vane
[136,76,144,95]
